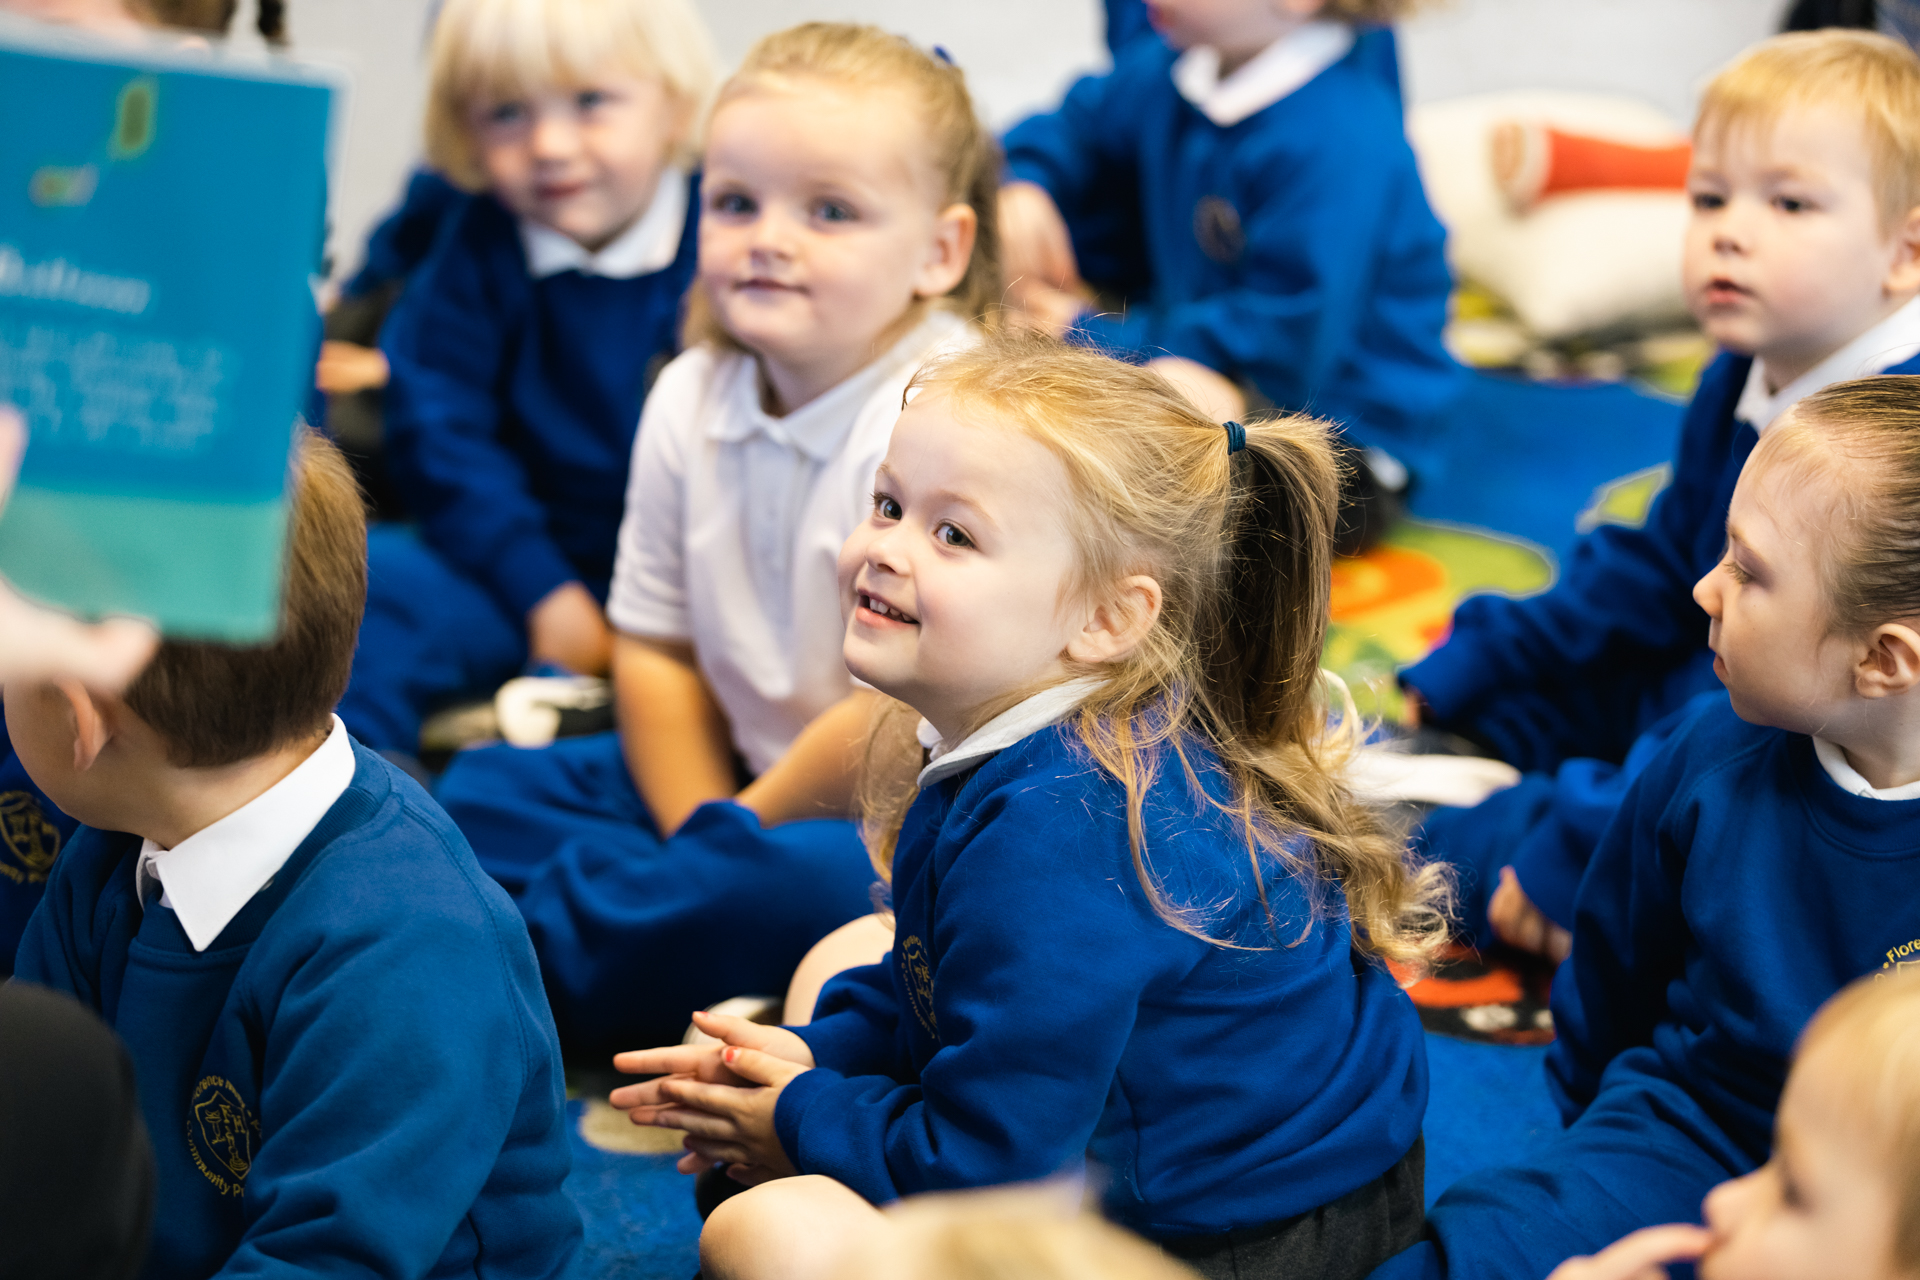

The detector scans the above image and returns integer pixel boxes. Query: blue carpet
[1411,372,1686,564]
[566,1032,1568,1276]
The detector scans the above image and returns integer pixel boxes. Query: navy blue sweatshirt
[1547,697,1920,1163]
[776,725,1427,1238]
[341,167,464,301]
[0,714,78,978]
[14,744,581,1280]
[380,186,698,616]
[1002,37,1457,456]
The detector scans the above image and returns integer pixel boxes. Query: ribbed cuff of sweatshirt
[1399,632,1502,726]
[772,1066,899,1205]
[488,536,582,619]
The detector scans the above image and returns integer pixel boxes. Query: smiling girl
[339,0,716,759]
[436,24,999,1053]
[613,333,1447,1280]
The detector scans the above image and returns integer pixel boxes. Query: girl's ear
[1885,204,1920,298]
[913,203,978,301]
[1855,623,1920,699]
[53,679,112,772]
[1066,575,1163,665]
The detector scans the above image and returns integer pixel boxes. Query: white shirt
[609,310,974,775]
[1733,294,1920,432]
[519,168,689,281]
[1170,21,1355,128]
[136,716,356,952]
[1813,737,1920,801]
[916,678,1105,790]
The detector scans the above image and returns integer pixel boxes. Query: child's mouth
[1702,277,1751,305]
[857,591,918,625]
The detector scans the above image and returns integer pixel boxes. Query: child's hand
[657,1044,811,1183]
[1547,1224,1712,1280]
[527,582,613,676]
[998,181,1081,295]
[1488,866,1573,963]
[1401,686,1428,729]
[314,340,391,395]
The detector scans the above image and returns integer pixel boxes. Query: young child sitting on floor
[435,22,995,1053]
[611,333,1447,1280]
[1545,970,1920,1280]
[1372,375,1920,1280]
[998,0,1458,551]
[338,0,716,759]
[8,433,580,1280]
[1403,29,1920,960]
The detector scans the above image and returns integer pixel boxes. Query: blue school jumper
[12,744,581,1280]
[340,186,699,753]
[1404,349,1920,937]
[775,724,1426,1236]
[1100,1,1403,102]
[340,167,463,301]
[1001,36,1456,463]
[0,715,78,978]
[432,734,874,1054]
[1371,696,1920,1280]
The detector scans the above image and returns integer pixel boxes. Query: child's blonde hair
[424,0,717,192]
[844,1187,1199,1280]
[1321,0,1426,23]
[861,331,1449,965]
[1755,376,1920,636]
[1794,970,1920,1270]
[682,23,1001,349]
[1695,30,1920,232]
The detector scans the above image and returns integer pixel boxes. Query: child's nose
[528,110,582,160]
[1692,567,1721,616]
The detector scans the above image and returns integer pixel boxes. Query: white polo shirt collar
[710,311,968,463]
[135,716,357,951]
[1734,294,1920,433]
[916,677,1106,790]
[1171,21,1355,128]
[519,167,689,281]
[1813,737,1920,801]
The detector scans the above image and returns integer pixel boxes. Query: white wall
[275,0,1788,283]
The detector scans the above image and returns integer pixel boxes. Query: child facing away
[336,0,717,759]
[1545,970,1920,1280]
[610,334,1448,1280]
[997,0,1459,549]
[1402,29,1920,960]
[433,23,998,1052]
[1371,376,1920,1280]
[8,433,580,1280]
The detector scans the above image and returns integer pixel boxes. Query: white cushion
[1407,90,1691,340]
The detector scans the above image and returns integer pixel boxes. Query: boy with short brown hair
[7,432,580,1280]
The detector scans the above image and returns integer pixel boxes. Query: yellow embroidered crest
[188,1076,259,1196]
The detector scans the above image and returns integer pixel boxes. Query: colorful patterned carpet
[565,371,1688,1277]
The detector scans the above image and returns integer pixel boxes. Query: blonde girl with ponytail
[615,332,1447,1280]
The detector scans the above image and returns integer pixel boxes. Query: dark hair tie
[1222,420,1247,454]
[932,44,955,65]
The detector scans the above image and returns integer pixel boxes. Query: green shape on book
[0,486,285,640]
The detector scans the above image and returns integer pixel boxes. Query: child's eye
[575,88,610,111]
[1774,194,1810,214]
[873,493,902,521]
[1724,555,1752,585]
[1690,191,1725,212]
[485,101,528,126]
[813,199,856,224]
[935,522,973,549]
[713,191,757,217]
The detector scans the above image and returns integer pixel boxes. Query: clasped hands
[610,1011,817,1187]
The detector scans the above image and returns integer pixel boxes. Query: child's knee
[699,1175,883,1280]
[785,914,895,1024]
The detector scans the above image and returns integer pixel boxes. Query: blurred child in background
[338,0,716,761]
[615,335,1444,1280]
[436,23,996,1054]
[1548,971,1920,1280]
[1404,30,1920,960]
[1375,376,1920,1280]
[998,0,1457,553]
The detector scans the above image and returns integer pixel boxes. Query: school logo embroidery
[1881,937,1920,976]
[1193,196,1246,265]
[188,1076,258,1197]
[0,791,61,885]
[900,935,938,1040]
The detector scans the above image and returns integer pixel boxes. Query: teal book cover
[0,21,334,641]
